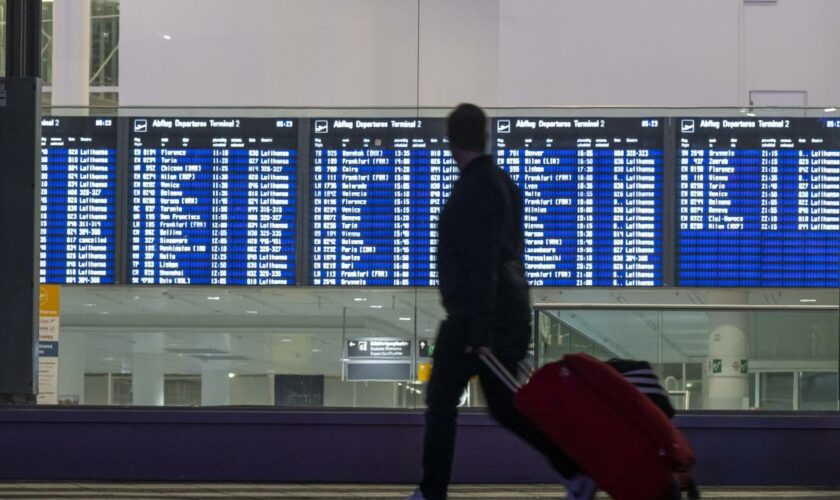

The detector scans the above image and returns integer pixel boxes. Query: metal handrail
[533,303,839,312]
[89,43,117,83]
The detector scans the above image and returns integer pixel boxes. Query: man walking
[409,104,595,500]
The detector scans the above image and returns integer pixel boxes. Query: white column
[266,370,276,406]
[51,0,91,106]
[57,330,85,404]
[132,353,164,406]
[703,291,750,410]
[201,365,230,406]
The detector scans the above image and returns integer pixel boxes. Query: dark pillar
[0,0,42,403]
[5,0,42,78]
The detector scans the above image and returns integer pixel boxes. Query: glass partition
[40,0,120,106]
[7,0,840,414]
[536,303,840,411]
[38,105,840,412]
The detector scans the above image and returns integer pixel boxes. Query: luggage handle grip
[477,348,523,393]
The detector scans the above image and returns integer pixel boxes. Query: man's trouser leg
[419,317,474,500]
[478,326,581,479]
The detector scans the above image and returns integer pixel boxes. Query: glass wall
[54,282,839,410]
[40,0,120,105]
[64,287,441,409]
[26,0,840,413]
[537,303,840,411]
[37,105,840,411]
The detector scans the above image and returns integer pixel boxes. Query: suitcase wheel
[670,474,700,499]
[685,478,700,499]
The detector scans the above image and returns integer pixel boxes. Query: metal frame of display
[35,113,840,289]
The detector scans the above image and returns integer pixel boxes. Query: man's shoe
[565,473,597,500]
[406,487,427,499]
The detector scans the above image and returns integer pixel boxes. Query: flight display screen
[309,118,457,286]
[494,117,664,286]
[677,118,840,287]
[130,117,298,285]
[40,116,117,284]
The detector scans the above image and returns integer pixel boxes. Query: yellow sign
[39,284,60,317]
[416,364,474,383]
[417,362,432,383]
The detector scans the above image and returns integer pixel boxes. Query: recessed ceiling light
[207,296,221,301]
[133,296,140,300]
[162,34,172,40]
[370,305,383,309]
[246,310,259,314]
[354,297,367,302]
[746,112,756,117]
[280,339,293,343]
[825,107,837,113]
[311,348,321,353]
[399,317,412,321]
[103,357,114,361]
[100,311,109,315]
[84,303,96,307]
[228,372,236,379]
[800,298,818,303]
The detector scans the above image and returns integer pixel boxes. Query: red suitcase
[482,351,697,500]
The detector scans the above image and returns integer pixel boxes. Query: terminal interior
[4,0,840,492]
[60,286,839,411]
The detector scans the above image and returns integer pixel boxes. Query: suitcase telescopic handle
[477,348,523,394]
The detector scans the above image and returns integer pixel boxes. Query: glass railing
[535,303,840,412]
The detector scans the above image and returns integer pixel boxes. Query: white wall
[497,0,743,106]
[744,0,840,106]
[84,374,109,405]
[230,375,271,405]
[118,0,840,108]
[120,0,420,106]
[418,0,500,106]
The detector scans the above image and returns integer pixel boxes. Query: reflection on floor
[0,484,839,499]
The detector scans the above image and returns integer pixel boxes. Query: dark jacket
[437,154,531,348]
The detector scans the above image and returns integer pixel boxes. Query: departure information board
[494,118,664,286]
[677,118,840,287]
[309,118,457,286]
[130,117,298,285]
[40,117,117,284]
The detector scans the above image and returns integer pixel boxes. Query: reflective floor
[0,484,839,499]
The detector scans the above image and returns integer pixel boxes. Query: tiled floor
[0,483,838,499]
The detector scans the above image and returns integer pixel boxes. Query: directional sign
[347,339,411,358]
[418,339,434,358]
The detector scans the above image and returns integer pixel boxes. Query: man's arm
[452,183,502,349]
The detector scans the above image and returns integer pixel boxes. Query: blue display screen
[40,117,117,284]
[309,118,456,286]
[494,118,664,286]
[130,117,298,285]
[677,118,840,287]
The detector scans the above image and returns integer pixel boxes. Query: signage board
[346,339,411,358]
